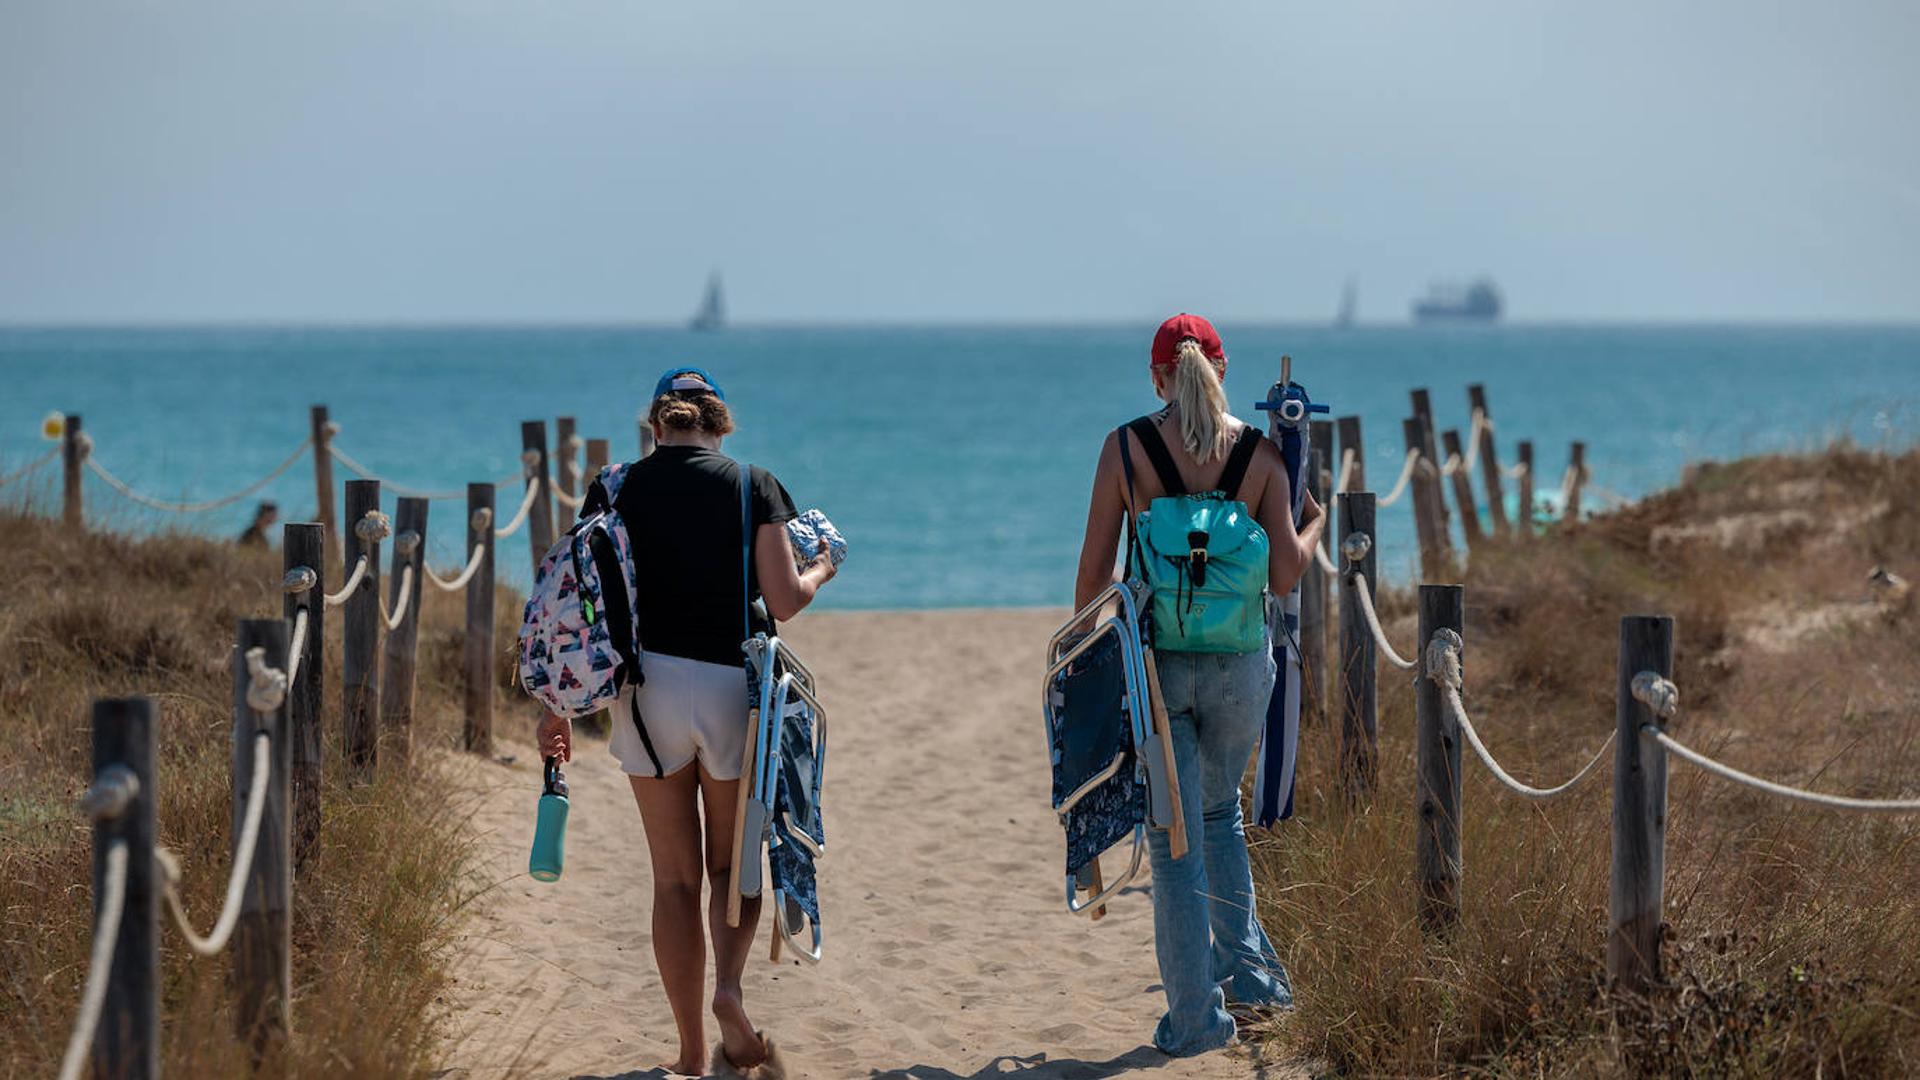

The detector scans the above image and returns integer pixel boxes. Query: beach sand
[439,609,1302,1079]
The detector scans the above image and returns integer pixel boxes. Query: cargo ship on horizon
[1412,278,1502,323]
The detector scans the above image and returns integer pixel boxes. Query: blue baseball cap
[653,366,725,402]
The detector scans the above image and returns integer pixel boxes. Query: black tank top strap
[1215,425,1265,503]
[1124,417,1187,497]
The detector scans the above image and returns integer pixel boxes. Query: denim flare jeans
[1145,646,1294,1055]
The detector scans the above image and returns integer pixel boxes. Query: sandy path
[440,610,1300,1080]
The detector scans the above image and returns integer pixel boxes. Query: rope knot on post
[470,506,495,531]
[1631,672,1680,720]
[355,508,393,544]
[395,529,422,556]
[75,431,94,460]
[520,448,542,474]
[79,765,141,822]
[244,647,288,715]
[282,566,317,594]
[1340,530,1372,571]
[324,420,341,438]
[1425,628,1464,687]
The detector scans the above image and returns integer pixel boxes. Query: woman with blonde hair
[539,367,836,1078]
[1071,314,1325,1055]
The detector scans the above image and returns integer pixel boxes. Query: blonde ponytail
[1172,339,1233,462]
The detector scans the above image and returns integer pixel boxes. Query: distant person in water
[538,367,836,1079]
[237,501,278,547]
[1071,314,1325,1055]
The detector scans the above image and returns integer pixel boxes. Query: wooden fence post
[1609,615,1674,996]
[1441,429,1485,549]
[342,480,381,780]
[232,618,292,1064]
[465,483,496,755]
[1334,415,1366,493]
[1410,388,1450,536]
[310,405,338,565]
[556,416,579,505]
[1468,385,1509,535]
[62,413,84,529]
[1338,492,1378,802]
[585,437,610,481]
[1415,584,1465,931]
[1516,440,1535,538]
[520,421,556,580]
[1403,418,1445,580]
[1566,441,1588,522]
[379,497,428,766]
[90,697,159,1080]
[282,523,324,873]
[1300,420,1334,724]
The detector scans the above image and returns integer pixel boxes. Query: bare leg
[699,764,767,1068]
[630,767,708,1076]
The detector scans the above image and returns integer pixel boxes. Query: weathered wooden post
[1300,420,1334,724]
[1415,584,1465,931]
[1403,418,1445,580]
[465,483,497,755]
[88,697,159,1080]
[1440,429,1485,549]
[379,497,429,765]
[1410,388,1450,535]
[1337,492,1378,802]
[1566,441,1588,522]
[1334,415,1366,493]
[1468,385,1509,535]
[520,421,556,580]
[556,416,579,505]
[310,405,339,564]
[585,437,610,482]
[342,480,381,781]
[232,617,292,1064]
[1516,440,1536,538]
[62,412,84,529]
[282,523,324,872]
[1609,615,1674,996]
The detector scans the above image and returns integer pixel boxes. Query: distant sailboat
[689,272,726,332]
[1334,279,1357,329]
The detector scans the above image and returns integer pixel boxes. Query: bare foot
[711,988,766,1068]
[664,1051,705,1076]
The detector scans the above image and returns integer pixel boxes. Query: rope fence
[1347,569,1418,671]
[1375,447,1421,508]
[1650,725,1920,812]
[494,480,541,538]
[0,446,60,489]
[56,834,129,1080]
[157,730,271,955]
[84,435,312,514]
[1427,633,1614,800]
[325,555,370,607]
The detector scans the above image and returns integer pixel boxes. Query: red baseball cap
[1150,313,1226,369]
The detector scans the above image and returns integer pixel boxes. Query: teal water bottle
[528,756,569,883]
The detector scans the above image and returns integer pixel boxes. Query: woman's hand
[803,539,838,587]
[537,712,572,763]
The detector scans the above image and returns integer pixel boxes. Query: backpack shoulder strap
[1215,425,1265,503]
[1124,416,1187,497]
[739,460,753,642]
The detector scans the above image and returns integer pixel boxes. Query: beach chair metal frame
[1043,580,1184,916]
[727,634,827,965]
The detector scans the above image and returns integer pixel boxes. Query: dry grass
[1257,446,1920,1076]
[0,505,528,1077]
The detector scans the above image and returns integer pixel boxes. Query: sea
[3,324,1917,610]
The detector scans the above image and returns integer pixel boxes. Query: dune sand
[440,610,1303,1079]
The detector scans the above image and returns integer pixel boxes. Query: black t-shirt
[609,446,798,667]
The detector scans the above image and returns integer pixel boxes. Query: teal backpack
[1119,417,1270,654]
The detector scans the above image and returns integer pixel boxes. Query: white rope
[1462,409,1488,472]
[494,481,542,538]
[425,543,487,591]
[1506,460,1530,480]
[325,555,369,607]
[1440,453,1464,478]
[1558,465,1581,515]
[56,840,128,1080]
[1650,728,1920,812]
[1429,640,1613,799]
[284,607,310,687]
[1333,448,1358,495]
[159,731,272,956]
[379,564,414,630]
[1313,541,1337,576]
[1348,571,1418,670]
[1376,447,1422,507]
[330,444,530,499]
[0,446,59,489]
[553,485,584,510]
[85,437,310,514]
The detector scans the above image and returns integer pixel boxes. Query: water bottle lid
[543,755,569,798]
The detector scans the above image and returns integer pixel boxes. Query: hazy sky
[4,1,1917,323]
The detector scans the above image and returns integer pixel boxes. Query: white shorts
[607,652,751,780]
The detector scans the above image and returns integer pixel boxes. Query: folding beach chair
[1043,580,1186,916]
[727,634,827,964]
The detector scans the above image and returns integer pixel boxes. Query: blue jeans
[1145,647,1294,1056]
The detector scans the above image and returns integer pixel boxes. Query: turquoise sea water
[3,324,1917,609]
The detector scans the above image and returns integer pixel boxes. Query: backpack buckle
[1187,530,1210,587]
